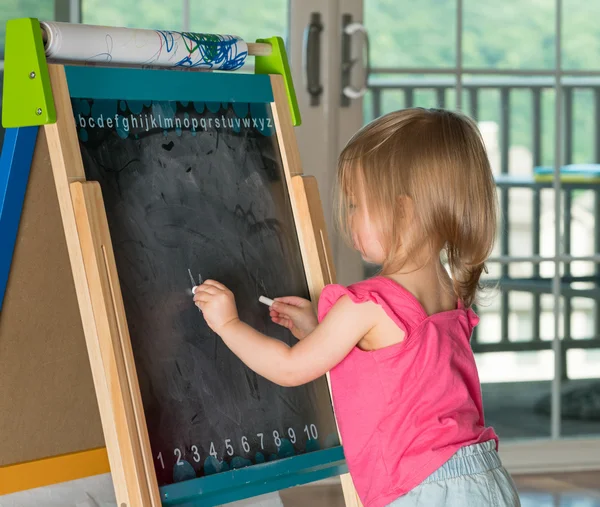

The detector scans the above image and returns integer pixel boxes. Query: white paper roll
[40,21,248,70]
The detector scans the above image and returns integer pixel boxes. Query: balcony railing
[367,75,600,378]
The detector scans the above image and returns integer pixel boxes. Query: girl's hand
[270,297,318,340]
[193,280,240,334]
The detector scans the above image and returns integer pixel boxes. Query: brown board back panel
[0,128,104,466]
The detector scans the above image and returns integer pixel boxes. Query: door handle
[341,14,370,106]
[303,12,323,107]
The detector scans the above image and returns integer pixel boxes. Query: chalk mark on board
[245,369,260,400]
[213,329,219,362]
[239,240,249,273]
[95,157,141,196]
[234,203,287,258]
[278,391,303,416]
[257,277,268,301]
[97,157,140,175]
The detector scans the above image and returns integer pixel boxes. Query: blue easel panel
[0,126,38,311]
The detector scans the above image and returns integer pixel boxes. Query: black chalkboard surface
[72,98,339,486]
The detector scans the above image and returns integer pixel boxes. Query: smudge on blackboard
[76,100,340,486]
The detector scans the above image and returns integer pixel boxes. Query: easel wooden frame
[40,63,363,507]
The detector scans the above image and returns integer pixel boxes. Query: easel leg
[340,474,364,507]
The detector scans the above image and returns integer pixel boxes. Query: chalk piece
[188,268,196,288]
[192,286,197,293]
[259,296,274,307]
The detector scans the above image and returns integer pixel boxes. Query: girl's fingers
[270,306,296,320]
[270,309,294,321]
[272,316,292,330]
[203,279,227,291]
[273,296,310,308]
[195,285,219,295]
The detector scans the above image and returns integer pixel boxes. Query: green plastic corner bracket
[255,36,301,127]
[2,18,56,128]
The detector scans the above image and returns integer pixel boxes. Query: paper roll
[40,21,248,70]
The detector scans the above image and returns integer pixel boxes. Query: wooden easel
[0,18,363,507]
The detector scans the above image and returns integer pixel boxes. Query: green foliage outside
[81,0,287,50]
[2,0,600,168]
[0,0,53,59]
[365,0,600,169]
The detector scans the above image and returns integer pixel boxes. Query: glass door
[336,0,600,470]
[290,0,365,286]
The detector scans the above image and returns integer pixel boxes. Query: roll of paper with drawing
[40,21,249,70]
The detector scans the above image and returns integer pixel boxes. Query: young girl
[193,108,521,507]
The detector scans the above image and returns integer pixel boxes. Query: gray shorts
[387,441,521,507]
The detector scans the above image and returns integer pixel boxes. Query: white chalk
[259,296,274,307]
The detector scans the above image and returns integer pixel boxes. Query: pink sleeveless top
[318,277,498,507]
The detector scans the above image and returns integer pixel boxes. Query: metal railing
[368,75,600,377]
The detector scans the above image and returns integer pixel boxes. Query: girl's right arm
[217,295,378,386]
[195,282,379,387]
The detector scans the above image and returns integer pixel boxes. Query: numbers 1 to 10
[156,424,319,469]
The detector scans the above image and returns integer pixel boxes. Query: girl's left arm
[194,280,376,387]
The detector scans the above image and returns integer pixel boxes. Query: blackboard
[72,97,339,487]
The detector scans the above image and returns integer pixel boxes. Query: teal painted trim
[65,67,273,104]
[160,447,347,506]
[0,127,38,310]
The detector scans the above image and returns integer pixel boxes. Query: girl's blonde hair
[337,108,497,307]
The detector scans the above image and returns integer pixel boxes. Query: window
[364,0,600,440]
[81,0,287,43]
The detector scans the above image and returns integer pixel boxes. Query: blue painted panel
[160,447,347,506]
[65,67,274,104]
[0,126,38,311]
